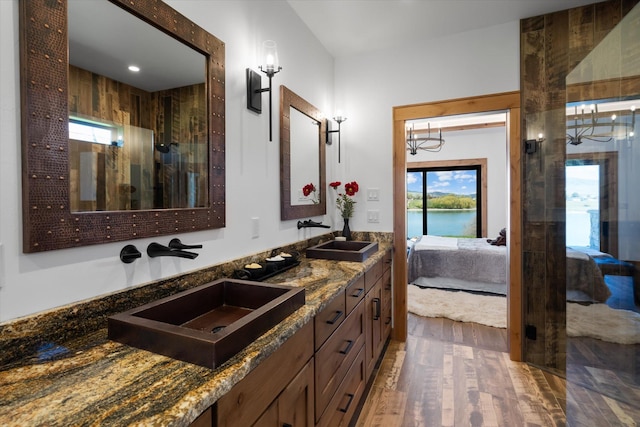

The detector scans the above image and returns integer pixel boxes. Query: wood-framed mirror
[19,0,225,253]
[279,86,326,220]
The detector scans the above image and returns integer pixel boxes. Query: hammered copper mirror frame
[19,0,225,253]
[280,85,326,220]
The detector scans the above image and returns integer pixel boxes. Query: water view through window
[407,167,480,238]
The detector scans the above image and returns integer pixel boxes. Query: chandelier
[406,123,445,155]
[566,103,636,145]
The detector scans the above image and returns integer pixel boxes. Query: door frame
[392,91,523,361]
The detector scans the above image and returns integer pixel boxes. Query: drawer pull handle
[373,298,381,320]
[339,393,355,413]
[326,310,343,325]
[283,424,292,427]
[339,339,355,355]
[351,288,364,298]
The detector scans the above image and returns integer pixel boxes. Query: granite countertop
[0,242,390,426]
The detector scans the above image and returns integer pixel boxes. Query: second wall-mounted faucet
[297,219,331,229]
[147,239,201,259]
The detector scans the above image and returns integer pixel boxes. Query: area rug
[407,284,640,344]
[407,284,507,328]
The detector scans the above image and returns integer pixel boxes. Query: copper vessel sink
[108,279,305,368]
[306,240,378,262]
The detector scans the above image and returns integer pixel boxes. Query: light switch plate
[367,210,380,223]
[367,188,379,201]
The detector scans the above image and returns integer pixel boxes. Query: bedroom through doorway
[391,91,522,360]
[405,111,509,328]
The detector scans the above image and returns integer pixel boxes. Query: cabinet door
[279,359,315,427]
[253,401,279,427]
[364,279,382,379]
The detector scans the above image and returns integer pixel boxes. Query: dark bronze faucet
[147,242,199,259]
[297,219,331,229]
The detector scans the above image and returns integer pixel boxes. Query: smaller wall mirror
[280,86,326,220]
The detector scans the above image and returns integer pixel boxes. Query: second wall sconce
[326,113,347,163]
[246,40,282,141]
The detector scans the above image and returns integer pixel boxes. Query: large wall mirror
[19,0,225,253]
[280,86,326,220]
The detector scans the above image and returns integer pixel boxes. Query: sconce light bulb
[630,131,635,137]
[611,114,616,121]
[538,133,544,140]
[266,54,274,66]
[631,105,636,112]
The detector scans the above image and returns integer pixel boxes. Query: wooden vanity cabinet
[214,322,314,427]
[211,248,393,427]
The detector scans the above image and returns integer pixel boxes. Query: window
[69,117,122,147]
[407,165,481,238]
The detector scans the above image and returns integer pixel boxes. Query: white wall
[0,1,521,322]
[333,22,520,234]
[0,0,335,322]
[407,126,508,238]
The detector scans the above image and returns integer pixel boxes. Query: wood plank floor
[355,314,640,426]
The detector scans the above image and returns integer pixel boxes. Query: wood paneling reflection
[68,65,207,212]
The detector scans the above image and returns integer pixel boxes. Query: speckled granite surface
[0,232,392,426]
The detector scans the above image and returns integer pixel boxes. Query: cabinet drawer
[315,301,365,421]
[315,293,346,350]
[364,258,383,292]
[345,275,365,315]
[316,346,366,427]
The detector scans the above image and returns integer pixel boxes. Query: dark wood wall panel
[520,0,639,371]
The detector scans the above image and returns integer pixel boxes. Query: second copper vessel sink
[306,240,379,262]
[108,279,305,368]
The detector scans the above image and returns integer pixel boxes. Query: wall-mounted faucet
[297,219,331,229]
[147,242,199,259]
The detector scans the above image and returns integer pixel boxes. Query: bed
[408,235,612,302]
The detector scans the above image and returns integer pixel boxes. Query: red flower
[302,183,316,197]
[344,181,359,196]
[329,181,341,189]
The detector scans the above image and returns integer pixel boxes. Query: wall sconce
[325,113,347,163]
[246,40,282,141]
[406,123,444,155]
[524,133,545,154]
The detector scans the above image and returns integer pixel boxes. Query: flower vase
[342,218,352,241]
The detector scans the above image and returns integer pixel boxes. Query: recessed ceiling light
[128,65,140,72]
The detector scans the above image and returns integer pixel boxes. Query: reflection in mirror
[290,107,321,206]
[19,0,225,252]
[563,3,640,406]
[563,97,640,409]
[280,86,326,220]
[68,0,207,212]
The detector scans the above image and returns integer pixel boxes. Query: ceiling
[287,0,604,58]
[67,1,604,93]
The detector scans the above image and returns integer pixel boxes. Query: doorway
[392,91,523,360]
